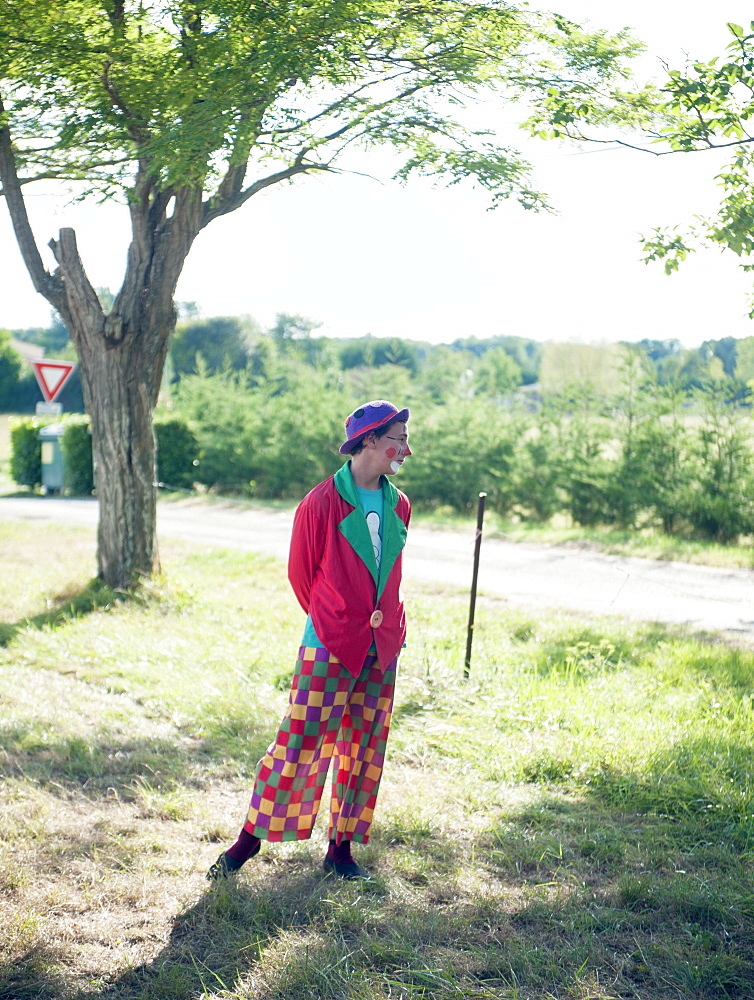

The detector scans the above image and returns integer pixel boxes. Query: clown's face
[376,422,411,475]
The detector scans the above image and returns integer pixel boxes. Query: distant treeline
[5,309,754,409]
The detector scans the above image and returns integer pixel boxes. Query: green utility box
[39,422,65,494]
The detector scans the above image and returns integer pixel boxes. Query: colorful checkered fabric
[243,647,396,845]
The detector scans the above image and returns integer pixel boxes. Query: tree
[169,314,262,379]
[654,347,709,391]
[615,22,754,307]
[736,335,754,388]
[451,335,542,384]
[269,313,321,347]
[339,335,420,375]
[626,380,693,535]
[682,369,754,541]
[11,315,70,355]
[416,344,474,402]
[631,338,683,364]
[0,329,23,406]
[539,341,624,397]
[523,18,754,316]
[0,1,640,587]
[472,345,522,397]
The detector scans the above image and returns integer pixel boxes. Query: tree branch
[0,95,66,310]
[210,112,259,205]
[567,132,754,156]
[201,156,332,227]
[102,60,149,144]
[257,68,417,138]
[0,156,134,195]
[104,0,126,34]
[180,1,203,57]
[48,227,105,342]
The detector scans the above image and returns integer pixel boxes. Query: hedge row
[168,368,754,544]
[9,366,754,544]
[9,416,197,495]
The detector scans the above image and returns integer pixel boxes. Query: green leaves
[0,0,652,212]
[521,21,657,143]
[625,23,754,306]
[396,143,548,212]
[641,228,695,275]
[640,148,754,278]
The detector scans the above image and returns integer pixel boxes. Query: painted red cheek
[385,447,397,459]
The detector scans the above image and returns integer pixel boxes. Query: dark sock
[224,828,261,867]
[327,838,354,864]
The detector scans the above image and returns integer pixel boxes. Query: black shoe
[206,843,260,881]
[323,856,373,881]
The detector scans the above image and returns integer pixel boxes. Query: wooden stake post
[463,492,487,679]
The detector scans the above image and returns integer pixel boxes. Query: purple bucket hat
[339,400,410,455]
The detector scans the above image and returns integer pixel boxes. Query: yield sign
[31,360,77,403]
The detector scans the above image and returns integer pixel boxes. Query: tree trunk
[84,329,163,588]
[46,186,201,589]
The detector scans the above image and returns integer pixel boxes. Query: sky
[1,1,754,349]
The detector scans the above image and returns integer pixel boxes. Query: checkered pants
[243,647,396,845]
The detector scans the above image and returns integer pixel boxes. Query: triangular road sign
[31,360,77,403]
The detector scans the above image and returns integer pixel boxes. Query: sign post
[30,359,76,416]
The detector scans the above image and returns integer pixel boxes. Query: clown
[208,400,412,881]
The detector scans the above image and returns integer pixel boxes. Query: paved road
[2,495,753,641]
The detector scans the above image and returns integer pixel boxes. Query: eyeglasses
[384,435,410,454]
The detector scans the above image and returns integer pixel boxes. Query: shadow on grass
[0,487,40,499]
[0,945,72,1000]
[73,850,526,1000]
[4,769,754,1000]
[1,723,271,797]
[677,642,754,693]
[589,734,754,851]
[5,629,754,998]
[487,785,754,998]
[0,578,119,646]
[70,794,754,1000]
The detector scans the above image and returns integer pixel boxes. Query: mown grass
[416,505,754,570]
[493,520,754,570]
[2,518,754,999]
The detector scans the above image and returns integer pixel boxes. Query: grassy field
[415,508,754,570]
[2,518,754,999]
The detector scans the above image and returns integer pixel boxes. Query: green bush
[510,421,565,521]
[10,415,94,495]
[9,417,46,489]
[154,416,199,489]
[61,416,94,495]
[399,401,518,515]
[173,364,347,496]
[164,365,754,540]
[251,387,343,498]
[0,330,24,405]
[173,370,263,492]
[681,484,754,542]
[682,388,754,542]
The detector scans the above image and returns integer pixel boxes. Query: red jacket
[288,462,411,676]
